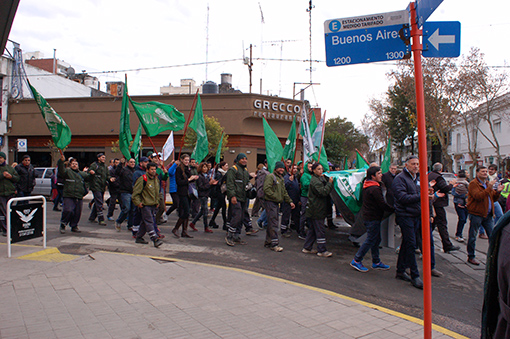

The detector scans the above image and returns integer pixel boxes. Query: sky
[6,0,510,127]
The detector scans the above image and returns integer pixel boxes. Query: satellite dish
[65,67,75,78]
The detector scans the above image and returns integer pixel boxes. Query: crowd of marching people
[14,150,505,294]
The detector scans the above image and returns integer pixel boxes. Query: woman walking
[302,163,335,257]
[190,162,217,233]
[209,161,228,230]
[172,154,198,238]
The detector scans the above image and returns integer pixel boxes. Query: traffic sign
[324,10,410,66]
[422,21,461,58]
[415,0,443,27]
[17,138,27,152]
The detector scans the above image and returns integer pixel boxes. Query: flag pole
[355,148,370,165]
[317,110,327,163]
[178,89,200,159]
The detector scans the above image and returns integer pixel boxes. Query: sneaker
[317,251,333,257]
[479,233,489,239]
[282,231,291,238]
[246,228,259,236]
[444,245,460,253]
[98,221,107,226]
[204,228,213,233]
[257,220,264,229]
[302,248,317,254]
[107,217,114,221]
[60,223,66,234]
[372,262,390,270]
[157,234,165,239]
[225,236,235,247]
[467,257,480,265]
[153,239,163,248]
[298,234,306,240]
[189,223,198,232]
[115,222,121,232]
[71,227,81,233]
[135,237,148,244]
[431,268,443,277]
[234,238,248,245]
[455,236,465,243]
[415,248,421,254]
[270,246,283,252]
[350,260,369,272]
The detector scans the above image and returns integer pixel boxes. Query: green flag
[328,169,366,214]
[344,156,349,170]
[215,132,224,164]
[131,123,142,162]
[263,117,284,173]
[29,83,72,149]
[282,116,297,163]
[119,79,132,159]
[189,94,209,163]
[381,138,392,173]
[130,99,185,137]
[309,112,329,171]
[356,150,369,169]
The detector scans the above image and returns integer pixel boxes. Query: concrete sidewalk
[0,245,464,339]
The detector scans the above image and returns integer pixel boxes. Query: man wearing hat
[225,153,252,246]
[88,153,112,226]
[130,156,149,237]
[263,161,295,252]
[148,152,169,225]
[0,152,19,236]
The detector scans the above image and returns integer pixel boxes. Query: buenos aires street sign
[324,10,410,67]
[422,21,461,58]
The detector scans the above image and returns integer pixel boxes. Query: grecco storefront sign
[253,99,300,121]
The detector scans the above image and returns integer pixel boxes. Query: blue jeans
[257,209,268,227]
[494,202,503,224]
[396,216,420,278]
[191,196,209,229]
[454,204,468,237]
[467,214,494,259]
[116,193,132,226]
[354,220,382,264]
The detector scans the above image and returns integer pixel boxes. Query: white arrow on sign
[428,28,455,50]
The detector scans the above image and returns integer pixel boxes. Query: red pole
[317,110,327,163]
[178,89,200,159]
[410,3,432,338]
[146,135,158,154]
[355,148,370,165]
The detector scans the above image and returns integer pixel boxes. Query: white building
[449,92,510,174]
[160,79,202,95]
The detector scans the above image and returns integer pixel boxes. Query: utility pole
[306,0,315,84]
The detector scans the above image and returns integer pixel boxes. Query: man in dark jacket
[381,163,397,207]
[350,166,394,272]
[88,153,111,225]
[106,158,120,221]
[58,155,92,234]
[130,157,149,237]
[392,155,426,289]
[281,164,300,237]
[15,155,36,199]
[114,158,136,231]
[428,163,460,253]
[263,161,295,252]
[255,160,270,229]
[0,152,19,236]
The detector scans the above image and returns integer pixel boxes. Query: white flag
[162,131,174,161]
[311,116,324,152]
[300,104,315,163]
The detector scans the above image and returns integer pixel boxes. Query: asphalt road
[29,198,487,339]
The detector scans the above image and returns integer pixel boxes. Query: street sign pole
[410,2,432,338]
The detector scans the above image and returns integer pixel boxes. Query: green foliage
[323,117,368,165]
[184,115,228,160]
[384,80,417,151]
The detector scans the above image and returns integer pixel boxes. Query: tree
[361,97,388,154]
[184,115,228,162]
[323,117,368,165]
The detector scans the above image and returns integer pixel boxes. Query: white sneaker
[115,222,121,232]
[270,246,283,252]
[455,236,465,243]
[317,251,332,257]
[302,248,318,254]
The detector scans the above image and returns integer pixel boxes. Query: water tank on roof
[202,81,218,94]
[221,73,232,85]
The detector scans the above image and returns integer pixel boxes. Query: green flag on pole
[215,132,224,164]
[381,138,392,173]
[130,99,185,137]
[328,169,366,214]
[189,94,209,163]
[119,79,132,159]
[130,123,142,162]
[282,116,297,162]
[262,117,284,173]
[344,156,349,170]
[356,150,369,169]
[28,83,72,150]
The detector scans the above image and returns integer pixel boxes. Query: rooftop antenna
[205,3,210,80]
[306,0,315,84]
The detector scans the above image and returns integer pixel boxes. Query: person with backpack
[263,161,295,252]
[57,154,92,234]
[132,162,163,248]
[209,161,228,230]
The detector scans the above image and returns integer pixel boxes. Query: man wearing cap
[263,161,295,252]
[87,153,112,225]
[130,156,149,237]
[0,152,19,236]
[225,153,252,246]
[148,152,169,224]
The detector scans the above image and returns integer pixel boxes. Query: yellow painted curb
[17,247,78,263]
[101,251,468,339]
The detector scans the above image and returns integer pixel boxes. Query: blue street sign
[324,24,410,66]
[415,0,443,27]
[422,21,461,58]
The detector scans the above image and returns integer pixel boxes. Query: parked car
[441,172,457,185]
[32,167,55,197]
